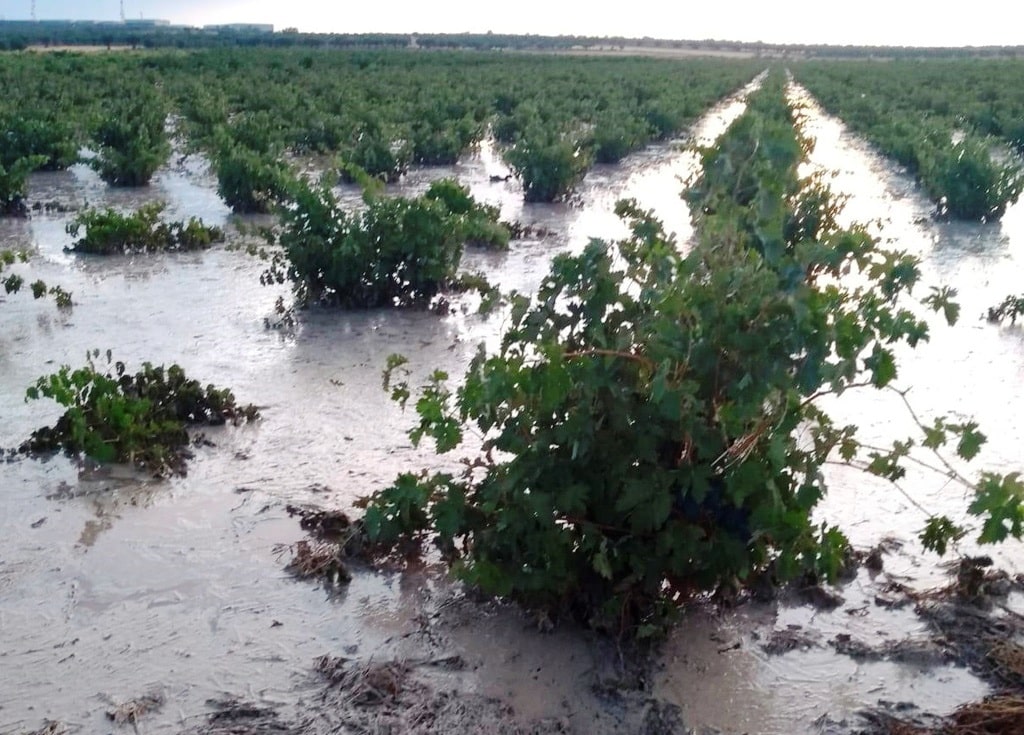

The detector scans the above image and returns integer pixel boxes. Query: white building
[203,23,274,33]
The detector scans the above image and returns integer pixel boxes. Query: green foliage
[922,286,961,326]
[504,131,592,202]
[1,114,79,171]
[23,350,259,476]
[921,136,1023,220]
[66,202,224,254]
[263,178,468,308]
[1,248,28,294]
[919,516,966,556]
[361,76,961,633]
[410,116,482,165]
[360,471,440,548]
[363,72,1024,632]
[0,155,46,216]
[223,110,284,155]
[590,114,651,164]
[338,123,412,184]
[423,179,510,249]
[969,473,1024,544]
[47,284,74,309]
[643,101,687,140]
[90,88,171,187]
[851,391,1024,557]
[1,248,73,308]
[794,60,1024,221]
[0,49,758,213]
[987,293,1024,324]
[213,144,293,213]
[176,84,229,146]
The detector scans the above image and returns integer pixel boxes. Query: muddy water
[653,87,1024,734]
[3,78,1022,734]
[791,84,1024,577]
[0,87,758,734]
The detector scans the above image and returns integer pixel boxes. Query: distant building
[122,19,171,28]
[203,23,274,33]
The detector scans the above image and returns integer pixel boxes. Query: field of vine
[0,50,759,207]
[3,46,1024,734]
[794,59,1024,219]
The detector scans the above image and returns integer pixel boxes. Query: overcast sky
[4,0,1018,47]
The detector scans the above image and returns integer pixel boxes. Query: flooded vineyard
[2,74,1024,735]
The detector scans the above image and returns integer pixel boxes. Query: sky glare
[3,0,1016,47]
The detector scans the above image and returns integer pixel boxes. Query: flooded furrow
[791,83,1024,575]
[0,82,759,734]
[647,85,1024,735]
[6,73,1023,735]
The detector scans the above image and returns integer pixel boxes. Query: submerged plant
[358,75,1016,637]
[23,350,259,476]
[1,248,29,294]
[337,122,411,184]
[1,249,73,309]
[794,62,1024,221]
[1,114,79,171]
[921,136,1024,221]
[263,175,503,308]
[91,89,171,187]
[504,130,591,202]
[423,178,510,250]
[212,143,293,214]
[987,294,1024,324]
[0,155,46,216]
[66,202,224,254]
[589,114,650,164]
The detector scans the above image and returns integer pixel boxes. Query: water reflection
[9,77,948,734]
[789,85,1024,581]
[646,85,1024,733]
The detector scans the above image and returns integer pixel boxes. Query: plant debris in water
[856,557,1024,734]
[278,505,372,586]
[285,503,355,540]
[986,294,1024,324]
[280,539,352,585]
[18,722,69,735]
[309,655,573,734]
[316,657,414,706]
[105,692,165,726]
[188,698,300,734]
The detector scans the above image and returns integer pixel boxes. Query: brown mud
[841,563,1024,734]
[3,77,1024,734]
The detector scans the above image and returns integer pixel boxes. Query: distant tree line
[0,22,1022,58]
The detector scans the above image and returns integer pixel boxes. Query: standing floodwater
[654,86,1024,734]
[3,75,1023,734]
[0,83,756,734]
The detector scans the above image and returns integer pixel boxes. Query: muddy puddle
[3,76,1024,734]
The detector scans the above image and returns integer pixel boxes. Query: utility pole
[120,0,126,22]
[31,0,36,21]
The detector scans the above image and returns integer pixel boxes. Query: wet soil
[3,77,1024,734]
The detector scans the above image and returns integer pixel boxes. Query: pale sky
[4,0,1019,47]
